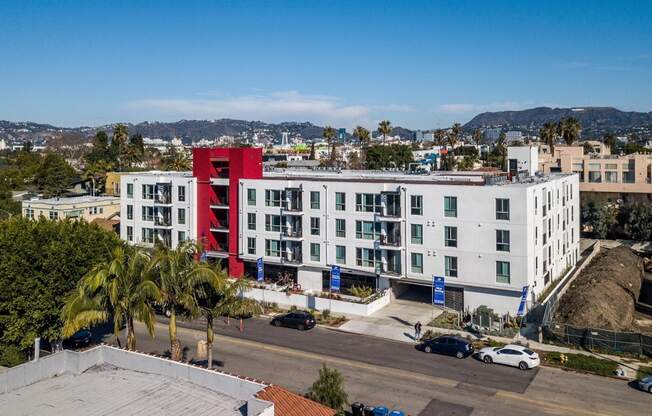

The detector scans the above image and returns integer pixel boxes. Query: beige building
[538,145,652,194]
[22,196,120,221]
[104,172,124,196]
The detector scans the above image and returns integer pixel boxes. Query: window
[496,199,510,220]
[265,189,284,207]
[444,196,457,217]
[356,248,380,268]
[25,208,34,219]
[141,228,154,244]
[445,256,458,277]
[127,183,133,198]
[356,220,381,239]
[178,186,186,202]
[310,243,320,261]
[142,184,154,200]
[411,195,423,215]
[142,206,154,221]
[411,253,423,274]
[127,205,133,220]
[247,213,256,230]
[496,230,510,252]
[335,192,346,211]
[534,196,538,215]
[310,217,320,235]
[441,225,456,247]
[336,245,346,264]
[177,208,186,225]
[126,226,133,241]
[605,171,618,183]
[247,189,256,206]
[265,239,280,257]
[355,193,382,213]
[265,214,281,232]
[310,191,320,209]
[496,261,511,284]
[335,219,346,238]
[178,231,186,242]
[411,224,423,244]
[247,237,256,255]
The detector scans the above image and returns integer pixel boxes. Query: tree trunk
[169,310,182,361]
[206,315,214,369]
[127,317,136,351]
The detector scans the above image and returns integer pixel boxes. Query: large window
[265,239,280,257]
[355,193,382,213]
[356,248,380,268]
[444,256,458,277]
[142,206,154,221]
[247,213,256,230]
[335,192,346,211]
[356,220,381,240]
[310,191,320,209]
[411,253,423,274]
[142,184,155,200]
[335,219,346,238]
[496,230,510,252]
[25,208,34,219]
[444,226,457,247]
[141,228,154,244]
[178,208,186,225]
[310,243,320,261]
[126,183,133,198]
[178,186,186,202]
[411,224,423,244]
[265,189,285,207]
[411,195,423,215]
[605,171,618,183]
[126,226,133,241]
[444,196,457,217]
[127,205,133,220]
[336,245,346,264]
[496,261,511,284]
[310,217,320,235]
[247,189,256,206]
[496,198,510,220]
[588,164,602,183]
[178,231,186,242]
[265,214,282,232]
[247,237,256,255]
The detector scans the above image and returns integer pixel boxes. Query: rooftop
[23,195,120,205]
[122,170,193,178]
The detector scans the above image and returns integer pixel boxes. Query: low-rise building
[22,196,120,221]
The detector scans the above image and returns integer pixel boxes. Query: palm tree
[558,117,581,146]
[496,131,508,170]
[322,126,337,164]
[62,246,160,351]
[200,272,262,369]
[603,133,617,153]
[378,120,392,141]
[162,147,191,171]
[151,241,220,361]
[445,123,462,171]
[540,122,558,155]
[472,129,482,147]
[433,129,446,146]
[111,124,129,171]
[352,126,370,146]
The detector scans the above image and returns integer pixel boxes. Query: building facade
[22,196,120,221]
[119,171,196,249]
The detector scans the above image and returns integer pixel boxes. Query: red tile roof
[256,385,336,416]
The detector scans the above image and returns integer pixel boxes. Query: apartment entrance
[392,281,465,312]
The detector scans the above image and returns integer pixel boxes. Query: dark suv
[271,311,316,330]
[417,335,474,359]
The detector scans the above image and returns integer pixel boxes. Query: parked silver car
[638,376,652,393]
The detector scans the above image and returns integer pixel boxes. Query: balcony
[281,227,303,239]
[210,220,229,232]
[154,216,172,227]
[155,192,172,204]
[281,252,303,265]
[379,234,401,247]
[282,189,303,213]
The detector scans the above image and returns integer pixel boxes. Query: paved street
[104,317,652,416]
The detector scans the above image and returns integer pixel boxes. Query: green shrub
[0,344,25,367]
[543,351,619,377]
[348,285,372,298]
[321,309,331,320]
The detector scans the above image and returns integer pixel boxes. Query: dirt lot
[554,246,644,331]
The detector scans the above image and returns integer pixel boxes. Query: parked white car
[478,344,540,370]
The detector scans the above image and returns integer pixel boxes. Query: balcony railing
[282,253,303,265]
[379,234,401,247]
[282,228,303,238]
[210,221,229,230]
[155,193,172,204]
[155,216,172,226]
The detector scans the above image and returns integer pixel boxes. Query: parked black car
[417,335,474,359]
[64,330,93,349]
[270,311,316,330]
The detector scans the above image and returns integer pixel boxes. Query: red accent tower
[193,147,263,277]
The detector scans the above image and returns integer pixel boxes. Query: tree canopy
[364,144,414,170]
[34,152,76,197]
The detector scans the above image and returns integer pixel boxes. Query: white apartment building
[120,171,196,249]
[238,170,580,314]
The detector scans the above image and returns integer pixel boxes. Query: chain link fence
[543,322,652,357]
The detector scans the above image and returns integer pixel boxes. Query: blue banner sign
[256,257,264,282]
[331,265,341,292]
[517,285,529,316]
[433,276,445,305]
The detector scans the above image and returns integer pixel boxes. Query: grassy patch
[428,311,462,329]
[637,365,652,380]
[542,351,619,377]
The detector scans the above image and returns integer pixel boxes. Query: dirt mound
[554,246,644,330]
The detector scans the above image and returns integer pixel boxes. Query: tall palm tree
[162,147,191,171]
[352,126,371,146]
[111,124,129,171]
[540,122,558,155]
[378,120,392,141]
[496,131,508,170]
[603,133,617,153]
[433,129,446,146]
[322,126,337,164]
[62,246,160,351]
[558,117,582,146]
[445,123,462,171]
[151,241,220,361]
[472,129,482,147]
[200,272,262,369]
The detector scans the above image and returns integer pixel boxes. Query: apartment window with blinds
[496,261,511,284]
[265,214,281,232]
[178,186,186,202]
[335,245,346,264]
[356,220,381,239]
[178,231,186,242]
[310,243,320,261]
[247,237,256,255]
[335,219,346,238]
[126,226,133,241]
[444,196,457,217]
[445,256,458,277]
[496,230,510,252]
[355,193,382,213]
[335,192,346,211]
[411,224,423,244]
[265,239,280,257]
[142,206,154,221]
[444,226,457,247]
[127,205,133,220]
[265,189,284,207]
[411,195,423,215]
[127,183,133,198]
[356,248,380,268]
[247,189,256,205]
[142,184,155,200]
[310,217,320,235]
[178,208,186,225]
[496,198,510,220]
[141,228,154,244]
[310,191,320,209]
[247,213,256,230]
[411,253,423,274]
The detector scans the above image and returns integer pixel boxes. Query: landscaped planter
[243,287,390,316]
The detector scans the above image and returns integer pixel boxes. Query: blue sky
[1,0,651,129]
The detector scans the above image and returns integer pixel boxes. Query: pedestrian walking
[414,321,422,340]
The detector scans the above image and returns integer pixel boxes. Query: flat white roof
[24,196,120,205]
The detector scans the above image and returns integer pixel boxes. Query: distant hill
[463,106,652,138]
